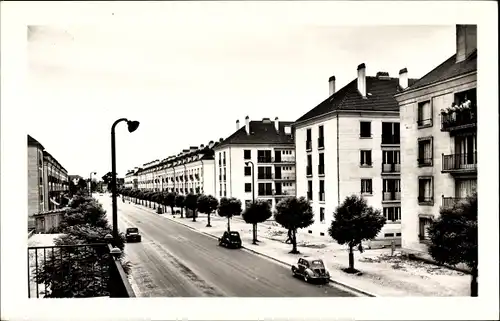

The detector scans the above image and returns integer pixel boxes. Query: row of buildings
[27,135,70,229]
[124,25,477,253]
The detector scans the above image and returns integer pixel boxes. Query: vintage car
[291,257,330,283]
[125,227,142,243]
[218,231,242,249]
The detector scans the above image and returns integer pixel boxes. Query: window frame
[244,166,252,176]
[417,136,434,167]
[418,176,434,205]
[360,178,373,195]
[359,121,372,138]
[244,149,251,160]
[417,99,433,128]
[360,150,373,167]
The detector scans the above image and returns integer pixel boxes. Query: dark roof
[27,135,44,149]
[295,76,418,123]
[404,50,477,91]
[217,120,294,148]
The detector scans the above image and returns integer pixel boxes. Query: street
[97,194,354,297]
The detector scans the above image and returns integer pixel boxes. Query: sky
[26,23,456,179]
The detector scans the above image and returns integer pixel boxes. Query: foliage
[184,193,199,211]
[175,194,185,217]
[217,197,242,231]
[197,195,219,214]
[165,192,176,213]
[77,178,87,190]
[243,200,272,244]
[274,197,314,253]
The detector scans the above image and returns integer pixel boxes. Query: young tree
[175,194,186,218]
[427,193,478,296]
[165,192,176,214]
[197,195,219,227]
[217,197,242,232]
[184,193,200,221]
[274,197,314,254]
[328,194,386,273]
[243,200,272,244]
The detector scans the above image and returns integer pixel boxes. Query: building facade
[395,25,477,253]
[293,64,417,244]
[43,151,69,211]
[213,117,296,211]
[124,167,140,189]
[135,140,218,196]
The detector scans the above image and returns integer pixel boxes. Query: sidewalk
[134,202,470,297]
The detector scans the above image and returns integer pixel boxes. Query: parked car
[125,227,142,243]
[291,257,330,283]
[218,231,242,249]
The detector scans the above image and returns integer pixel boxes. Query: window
[381,122,400,144]
[417,100,432,127]
[244,166,251,176]
[258,183,273,196]
[318,153,325,175]
[384,233,395,238]
[382,179,401,201]
[318,125,324,149]
[244,150,251,160]
[307,180,313,200]
[245,183,252,192]
[383,207,401,222]
[360,121,371,138]
[257,150,272,163]
[419,217,433,241]
[320,207,325,223]
[360,150,372,166]
[306,155,312,176]
[418,176,434,204]
[306,128,312,150]
[417,137,433,166]
[319,180,325,202]
[257,166,272,179]
[361,179,372,194]
[396,233,402,237]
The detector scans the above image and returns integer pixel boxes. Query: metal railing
[382,163,401,173]
[257,157,295,164]
[442,196,465,208]
[441,108,477,131]
[381,136,400,145]
[382,191,401,201]
[27,243,134,298]
[442,153,477,171]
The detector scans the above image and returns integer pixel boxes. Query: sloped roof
[295,76,418,124]
[404,50,477,91]
[217,120,294,148]
[27,134,44,149]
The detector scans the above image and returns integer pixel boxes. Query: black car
[218,231,242,249]
[125,227,142,243]
[291,257,330,283]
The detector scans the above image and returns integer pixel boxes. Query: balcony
[441,108,477,132]
[382,191,401,202]
[306,140,312,151]
[442,153,477,174]
[274,190,294,198]
[442,196,466,209]
[257,157,273,164]
[257,157,295,164]
[381,135,400,145]
[257,174,273,180]
[273,174,295,181]
[318,165,325,176]
[382,163,401,174]
[306,166,312,177]
[318,137,324,150]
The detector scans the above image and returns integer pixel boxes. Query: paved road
[97,194,354,297]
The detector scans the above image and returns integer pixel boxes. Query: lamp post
[89,171,96,196]
[111,118,140,241]
[245,161,255,203]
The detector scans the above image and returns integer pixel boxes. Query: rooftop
[217,119,294,148]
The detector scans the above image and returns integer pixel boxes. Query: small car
[291,257,330,283]
[218,231,242,249]
[125,227,142,243]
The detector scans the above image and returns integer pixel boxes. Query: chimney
[236,119,240,131]
[399,68,408,90]
[329,75,336,96]
[219,138,224,142]
[357,63,366,98]
[456,25,477,63]
[245,116,250,135]
[199,144,205,149]
[274,117,279,132]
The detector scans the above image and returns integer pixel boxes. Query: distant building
[124,167,140,189]
[43,151,69,211]
[395,25,477,253]
[213,117,296,211]
[293,64,417,244]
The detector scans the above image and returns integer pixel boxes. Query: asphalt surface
[97,194,354,297]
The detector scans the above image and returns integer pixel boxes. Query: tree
[427,193,478,296]
[165,192,176,214]
[77,178,87,191]
[274,197,314,254]
[217,197,242,232]
[184,193,199,222]
[175,194,186,218]
[243,200,272,244]
[328,194,386,273]
[197,195,219,227]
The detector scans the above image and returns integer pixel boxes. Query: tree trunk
[290,228,299,254]
[471,266,478,297]
[180,207,184,218]
[153,202,156,210]
[348,245,355,271]
[192,209,196,222]
[170,206,174,215]
[227,217,231,232]
[252,223,257,244]
[207,213,211,227]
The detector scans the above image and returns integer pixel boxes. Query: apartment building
[213,117,295,211]
[27,135,69,229]
[293,64,417,244]
[395,25,477,253]
[124,167,140,189]
[136,140,219,196]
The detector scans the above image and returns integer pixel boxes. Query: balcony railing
[257,174,273,180]
[382,191,401,201]
[442,153,477,172]
[306,140,312,151]
[442,196,465,208]
[274,190,294,197]
[382,163,401,173]
[28,243,135,298]
[257,157,273,163]
[306,166,312,176]
[257,157,296,164]
[318,137,324,149]
[318,165,325,176]
[441,108,477,132]
[381,135,400,145]
[273,174,295,181]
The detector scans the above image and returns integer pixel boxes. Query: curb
[134,203,377,297]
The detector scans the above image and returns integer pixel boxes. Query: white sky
[27,23,455,178]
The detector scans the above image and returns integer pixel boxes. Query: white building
[213,117,295,211]
[293,64,417,244]
[395,25,477,253]
[136,141,219,196]
[124,167,140,189]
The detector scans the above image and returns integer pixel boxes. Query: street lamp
[89,171,96,196]
[245,161,255,203]
[111,118,140,241]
